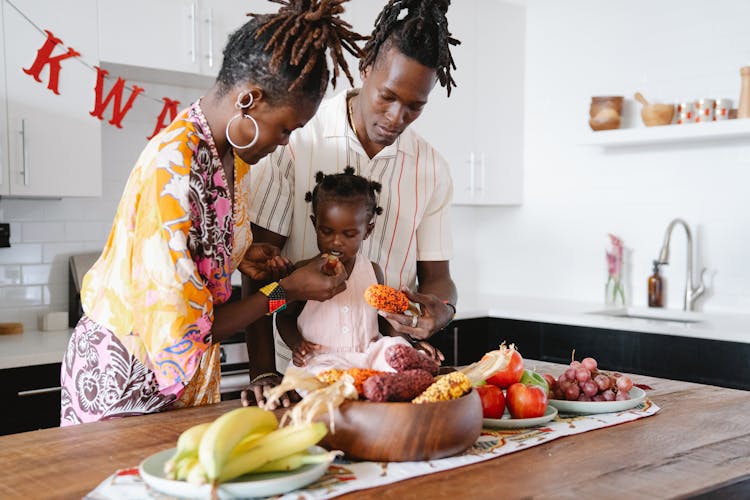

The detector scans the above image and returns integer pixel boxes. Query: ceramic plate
[139,445,332,499]
[548,387,647,415]
[483,405,558,429]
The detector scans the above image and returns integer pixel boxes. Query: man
[243,0,461,405]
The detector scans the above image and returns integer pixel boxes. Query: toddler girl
[276,168,418,374]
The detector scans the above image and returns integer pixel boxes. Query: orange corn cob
[317,368,386,395]
[364,284,410,313]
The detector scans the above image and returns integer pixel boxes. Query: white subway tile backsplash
[22,222,66,243]
[0,244,43,265]
[0,265,22,285]
[64,221,111,242]
[43,242,85,263]
[22,264,52,285]
[0,286,43,307]
[2,199,48,221]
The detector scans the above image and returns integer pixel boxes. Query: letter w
[90,66,144,128]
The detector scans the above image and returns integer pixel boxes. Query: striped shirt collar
[322,89,416,158]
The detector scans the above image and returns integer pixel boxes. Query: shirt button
[342,326,351,334]
[341,306,349,313]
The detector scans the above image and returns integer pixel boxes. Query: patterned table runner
[86,400,660,500]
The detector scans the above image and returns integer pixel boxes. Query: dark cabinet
[458,318,750,391]
[1,363,62,435]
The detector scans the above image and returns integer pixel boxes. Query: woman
[60,0,364,426]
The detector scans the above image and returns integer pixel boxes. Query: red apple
[506,382,548,419]
[485,349,524,389]
[476,385,505,419]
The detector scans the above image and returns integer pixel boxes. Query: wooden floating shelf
[581,118,750,147]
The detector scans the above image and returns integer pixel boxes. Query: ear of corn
[317,368,386,395]
[411,371,471,403]
[364,284,410,313]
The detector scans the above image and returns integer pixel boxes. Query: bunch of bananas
[163,407,332,485]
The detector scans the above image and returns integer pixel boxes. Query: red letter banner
[146,98,181,140]
[90,66,144,128]
[22,30,80,95]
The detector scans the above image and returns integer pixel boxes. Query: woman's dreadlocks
[359,0,460,96]
[219,0,365,104]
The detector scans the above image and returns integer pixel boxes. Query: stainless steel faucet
[657,218,707,311]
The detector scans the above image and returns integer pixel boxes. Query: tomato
[542,373,557,392]
[506,382,548,419]
[476,385,505,419]
[520,369,549,395]
[486,349,524,389]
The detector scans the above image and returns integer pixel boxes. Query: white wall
[0,80,203,330]
[471,0,750,313]
[3,0,749,332]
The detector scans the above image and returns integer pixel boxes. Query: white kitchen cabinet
[413,0,525,206]
[98,0,254,77]
[1,0,101,197]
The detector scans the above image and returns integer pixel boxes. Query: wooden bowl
[589,96,623,131]
[641,103,675,126]
[318,390,482,462]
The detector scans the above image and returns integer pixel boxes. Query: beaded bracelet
[250,372,280,385]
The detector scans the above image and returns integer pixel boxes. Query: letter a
[23,30,80,95]
[89,66,144,128]
[146,98,181,140]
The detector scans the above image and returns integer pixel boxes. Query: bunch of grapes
[547,356,633,402]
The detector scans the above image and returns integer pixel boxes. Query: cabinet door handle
[206,7,214,69]
[477,153,485,193]
[189,2,197,64]
[19,119,29,186]
[17,386,61,397]
[466,152,475,193]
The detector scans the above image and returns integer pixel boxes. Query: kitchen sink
[588,307,705,324]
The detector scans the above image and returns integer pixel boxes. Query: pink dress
[297,253,410,375]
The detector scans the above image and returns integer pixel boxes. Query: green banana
[198,407,279,480]
[186,460,207,486]
[218,422,327,483]
[164,422,211,475]
[175,455,198,481]
[251,450,340,474]
[227,430,272,459]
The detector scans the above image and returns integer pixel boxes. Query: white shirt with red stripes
[248,89,454,291]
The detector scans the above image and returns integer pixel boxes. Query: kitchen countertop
[0,328,72,370]
[455,293,750,344]
[1,361,748,499]
[2,295,749,370]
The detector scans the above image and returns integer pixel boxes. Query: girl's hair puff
[305,166,383,221]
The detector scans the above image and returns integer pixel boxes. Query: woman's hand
[240,373,300,409]
[281,255,347,302]
[378,289,453,340]
[291,339,322,367]
[238,243,294,281]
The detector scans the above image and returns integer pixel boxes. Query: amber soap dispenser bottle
[648,261,665,308]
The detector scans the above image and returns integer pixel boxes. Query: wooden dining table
[1,360,749,499]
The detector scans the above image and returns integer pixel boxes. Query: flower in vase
[606,233,626,306]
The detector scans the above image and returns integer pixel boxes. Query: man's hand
[238,243,294,281]
[377,288,453,340]
[414,340,445,363]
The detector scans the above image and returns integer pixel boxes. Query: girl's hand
[378,289,453,340]
[240,373,300,409]
[281,255,347,302]
[238,243,294,281]
[291,339,322,367]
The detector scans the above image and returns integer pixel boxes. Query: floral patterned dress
[60,101,253,426]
